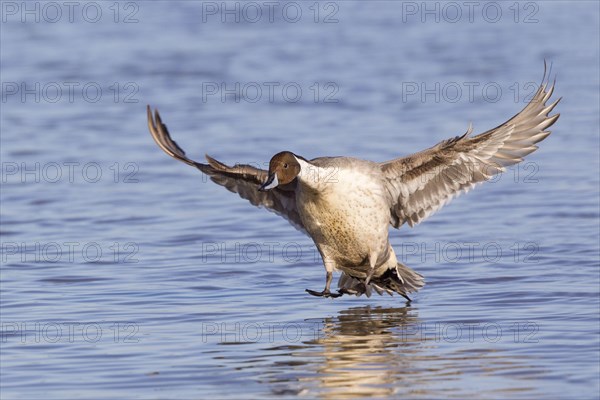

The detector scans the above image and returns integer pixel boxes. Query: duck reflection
[300,305,420,398]
[261,305,539,398]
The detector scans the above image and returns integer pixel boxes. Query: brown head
[259,151,301,191]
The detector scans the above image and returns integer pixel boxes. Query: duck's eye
[283,163,288,169]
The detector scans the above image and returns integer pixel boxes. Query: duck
[147,69,559,301]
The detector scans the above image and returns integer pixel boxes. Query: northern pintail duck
[147,69,559,301]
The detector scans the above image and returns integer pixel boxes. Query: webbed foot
[305,289,342,298]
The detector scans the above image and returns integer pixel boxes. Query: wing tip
[205,154,229,171]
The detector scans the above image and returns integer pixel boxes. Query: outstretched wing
[147,106,305,232]
[381,73,560,228]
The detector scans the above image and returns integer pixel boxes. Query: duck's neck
[295,156,336,192]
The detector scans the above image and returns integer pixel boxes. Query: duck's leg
[306,270,343,298]
[346,253,377,296]
[365,251,378,286]
[306,258,342,298]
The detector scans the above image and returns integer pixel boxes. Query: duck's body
[147,68,559,301]
[296,157,390,275]
[292,157,416,297]
[294,156,422,295]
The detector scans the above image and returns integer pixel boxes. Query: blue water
[1,1,599,399]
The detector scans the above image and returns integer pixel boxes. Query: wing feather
[147,106,305,232]
[382,70,560,228]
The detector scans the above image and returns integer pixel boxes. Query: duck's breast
[297,164,390,266]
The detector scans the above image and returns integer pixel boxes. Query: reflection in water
[302,306,420,398]
[248,306,542,399]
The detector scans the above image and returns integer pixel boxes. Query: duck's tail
[338,262,425,300]
[375,262,425,300]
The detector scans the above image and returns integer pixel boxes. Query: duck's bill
[259,173,278,191]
